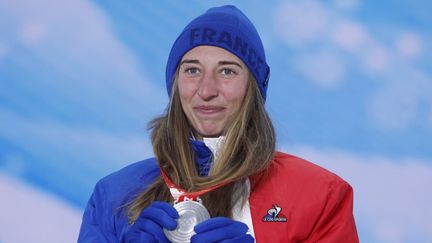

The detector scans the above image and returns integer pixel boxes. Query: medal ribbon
[160,166,231,203]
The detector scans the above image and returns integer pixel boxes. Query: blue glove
[191,217,254,243]
[122,201,179,243]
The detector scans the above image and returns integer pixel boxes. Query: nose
[197,72,218,100]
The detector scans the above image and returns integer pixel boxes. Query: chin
[197,132,222,138]
[195,129,223,138]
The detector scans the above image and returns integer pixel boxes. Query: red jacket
[249,151,359,242]
[78,151,359,242]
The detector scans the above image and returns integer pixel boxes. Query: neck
[202,136,226,159]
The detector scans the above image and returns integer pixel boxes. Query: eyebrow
[180,59,199,65]
[218,61,243,69]
[180,59,244,69]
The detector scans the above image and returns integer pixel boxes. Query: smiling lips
[194,105,225,115]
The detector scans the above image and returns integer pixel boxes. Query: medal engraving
[164,201,210,243]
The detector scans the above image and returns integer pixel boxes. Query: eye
[184,67,200,75]
[221,68,236,77]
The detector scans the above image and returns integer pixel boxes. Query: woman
[79,5,359,243]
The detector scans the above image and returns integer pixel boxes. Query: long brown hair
[127,72,275,222]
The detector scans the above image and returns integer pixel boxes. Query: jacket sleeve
[307,180,359,243]
[78,181,118,243]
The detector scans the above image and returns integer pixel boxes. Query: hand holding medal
[160,167,231,243]
[122,201,179,243]
[192,217,254,243]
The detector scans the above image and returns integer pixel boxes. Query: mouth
[194,106,225,115]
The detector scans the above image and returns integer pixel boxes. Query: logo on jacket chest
[262,204,288,222]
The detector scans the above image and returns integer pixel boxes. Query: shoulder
[96,157,160,205]
[249,152,358,242]
[272,151,348,185]
[251,151,352,196]
[79,158,161,241]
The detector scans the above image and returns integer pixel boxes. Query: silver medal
[164,200,210,243]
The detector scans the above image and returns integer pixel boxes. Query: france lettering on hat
[165,5,270,100]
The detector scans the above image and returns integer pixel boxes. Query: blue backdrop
[1,0,431,242]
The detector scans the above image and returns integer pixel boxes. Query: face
[177,45,249,137]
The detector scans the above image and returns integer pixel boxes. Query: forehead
[181,45,245,65]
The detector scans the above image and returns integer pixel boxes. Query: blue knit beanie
[165,5,270,100]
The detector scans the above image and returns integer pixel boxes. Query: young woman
[79,5,359,243]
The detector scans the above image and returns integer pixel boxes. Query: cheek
[224,79,248,101]
[229,96,245,114]
[177,78,197,100]
[225,85,248,113]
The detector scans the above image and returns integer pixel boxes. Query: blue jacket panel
[78,158,160,243]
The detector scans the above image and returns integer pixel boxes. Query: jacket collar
[190,139,213,176]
